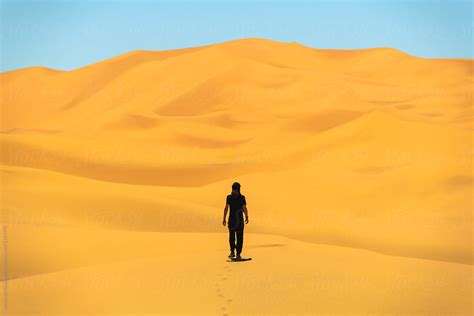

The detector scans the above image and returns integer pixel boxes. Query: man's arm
[223,204,229,226]
[243,205,249,224]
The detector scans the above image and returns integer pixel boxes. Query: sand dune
[1,38,472,314]
[5,226,472,315]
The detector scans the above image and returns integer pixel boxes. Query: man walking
[223,182,249,259]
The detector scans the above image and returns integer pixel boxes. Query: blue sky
[1,0,472,72]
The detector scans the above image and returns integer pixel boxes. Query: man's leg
[229,228,236,252]
[236,225,244,255]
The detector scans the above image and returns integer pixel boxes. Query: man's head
[232,182,241,194]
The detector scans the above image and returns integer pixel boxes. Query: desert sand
[0,38,472,315]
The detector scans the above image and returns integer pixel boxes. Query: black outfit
[226,194,246,254]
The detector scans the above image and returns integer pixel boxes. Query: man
[222,182,249,259]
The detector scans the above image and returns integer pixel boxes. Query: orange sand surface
[1,38,472,315]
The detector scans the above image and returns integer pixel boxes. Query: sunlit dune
[1,38,472,315]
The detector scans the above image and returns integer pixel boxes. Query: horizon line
[2,37,473,74]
